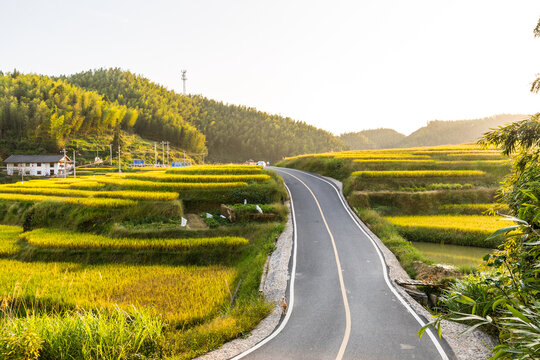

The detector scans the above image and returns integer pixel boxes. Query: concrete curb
[195,200,293,360]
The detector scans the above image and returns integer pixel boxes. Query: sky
[1,0,540,135]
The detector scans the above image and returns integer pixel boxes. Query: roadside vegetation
[0,164,288,359]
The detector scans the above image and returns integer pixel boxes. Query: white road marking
[231,182,298,360]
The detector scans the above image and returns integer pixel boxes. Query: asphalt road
[235,168,451,360]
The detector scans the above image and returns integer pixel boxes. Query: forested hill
[0,72,138,156]
[64,69,206,154]
[0,69,345,162]
[190,96,345,162]
[340,114,527,150]
[340,128,405,149]
[65,68,345,162]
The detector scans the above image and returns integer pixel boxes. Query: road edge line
[230,182,298,360]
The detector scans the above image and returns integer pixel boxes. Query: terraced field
[0,164,287,359]
[278,144,510,269]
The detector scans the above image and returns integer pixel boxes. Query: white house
[4,155,72,177]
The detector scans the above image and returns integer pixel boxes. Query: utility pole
[181,70,187,95]
[118,145,121,173]
[62,148,67,178]
[73,150,76,178]
[166,141,170,167]
[183,151,186,162]
[161,141,165,167]
[109,144,113,166]
[154,142,157,167]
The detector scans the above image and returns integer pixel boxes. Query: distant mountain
[398,114,527,148]
[339,128,406,150]
[340,114,528,150]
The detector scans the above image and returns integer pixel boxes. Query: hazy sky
[1,0,540,135]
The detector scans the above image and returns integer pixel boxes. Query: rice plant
[0,193,136,208]
[0,259,238,326]
[352,170,486,177]
[93,178,249,191]
[125,173,271,183]
[22,228,249,251]
[166,165,263,174]
[385,215,504,233]
[0,307,166,360]
[0,225,22,256]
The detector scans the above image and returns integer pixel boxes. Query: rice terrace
[0,165,288,359]
[2,5,540,358]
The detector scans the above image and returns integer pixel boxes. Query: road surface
[235,168,452,360]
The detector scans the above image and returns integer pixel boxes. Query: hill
[191,96,346,162]
[340,114,527,150]
[0,72,138,158]
[340,128,405,150]
[65,68,346,162]
[398,114,527,148]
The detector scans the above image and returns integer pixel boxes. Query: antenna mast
[181,70,187,95]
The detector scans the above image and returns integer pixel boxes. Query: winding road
[234,168,453,360]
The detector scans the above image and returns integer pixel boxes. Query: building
[3,155,72,177]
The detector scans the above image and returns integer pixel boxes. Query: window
[49,163,54,167]
[37,163,41,167]
[37,171,41,175]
